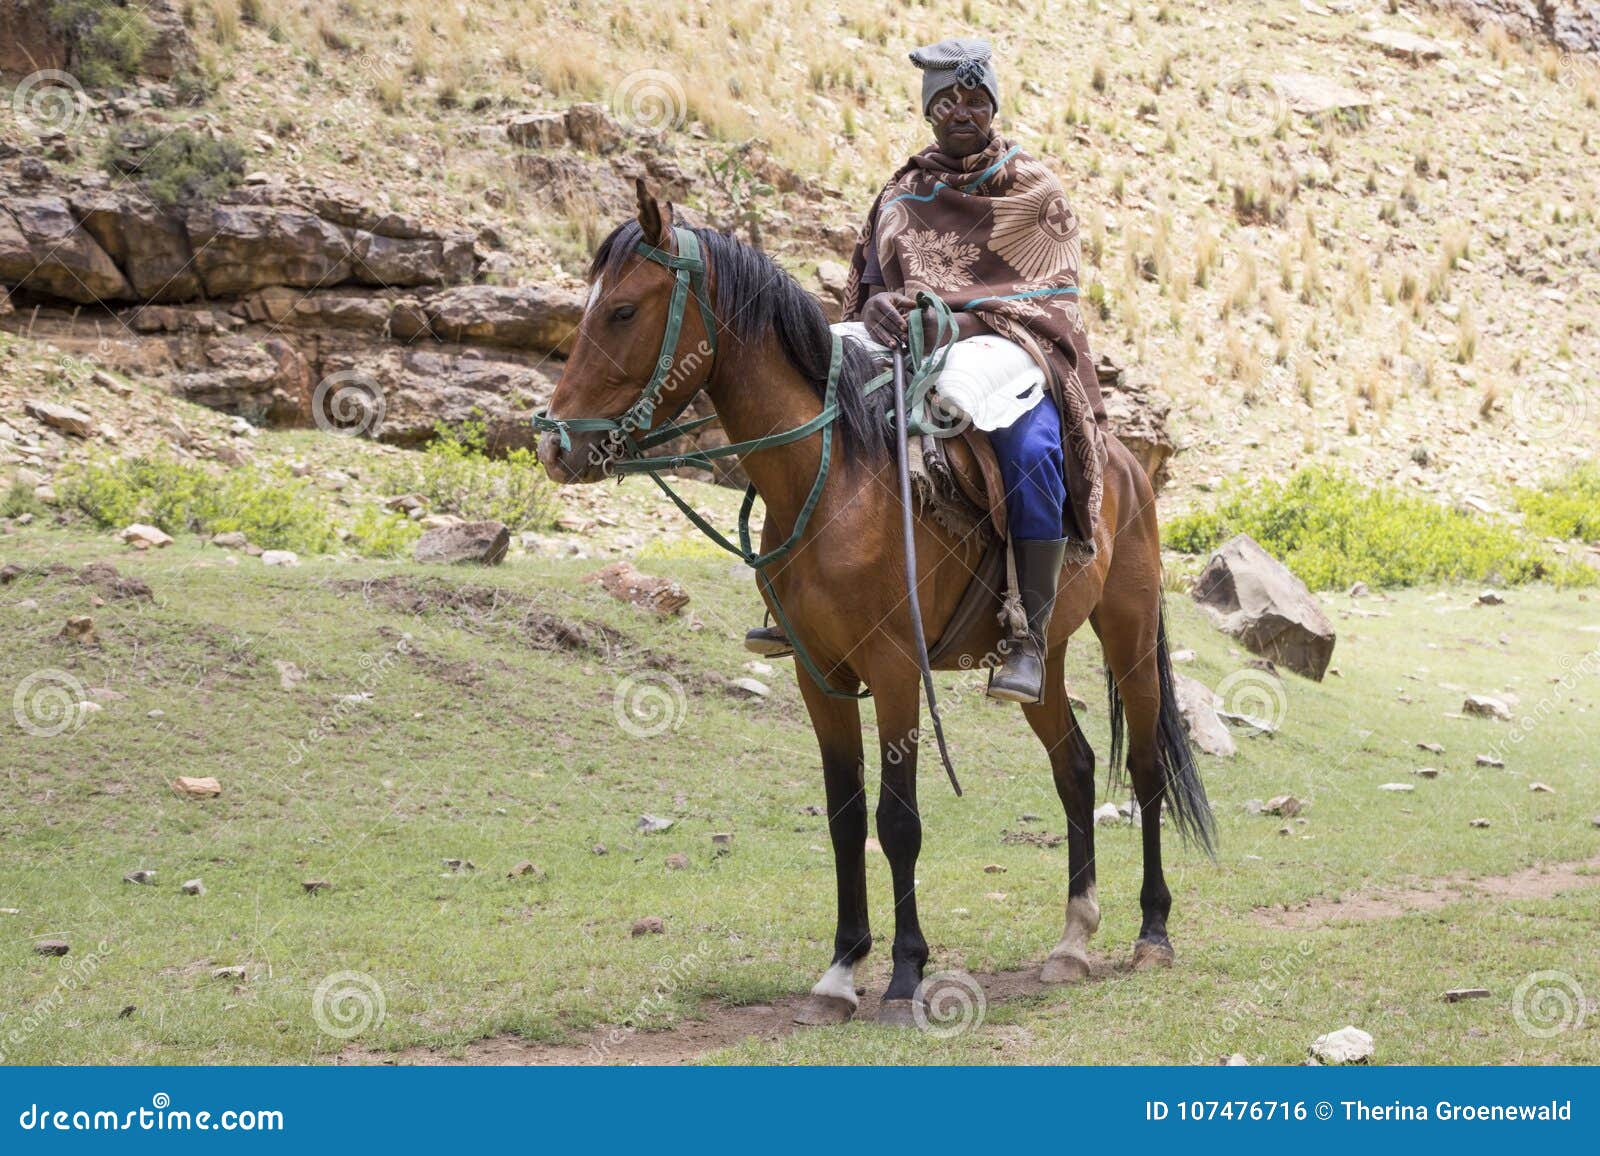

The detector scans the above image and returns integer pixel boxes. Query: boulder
[1170,673,1237,758]
[1271,73,1372,117]
[23,398,95,437]
[0,197,133,303]
[118,523,173,549]
[1358,28,1448,60]
[1192,535,1337,680]
[1310,1025,1374,1065]
[565,103,625,153]
[1417,1,1600,58]
[403,284,584,353]
[507,112,570,149]
[70,187,200,301]
[1099,359,1175,492]
[187,204,354,296]
[414,521,511,565]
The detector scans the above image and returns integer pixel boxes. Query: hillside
[6,0,1598,516]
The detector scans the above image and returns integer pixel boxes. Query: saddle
[908,425,1007,544]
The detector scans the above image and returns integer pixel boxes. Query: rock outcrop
[1418,1,1600,58]
[0,0,194,80]
[1192,534,1337,681]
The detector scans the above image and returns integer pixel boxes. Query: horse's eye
[611,304,636,322]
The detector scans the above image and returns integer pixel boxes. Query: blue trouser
[986,396,1065,541]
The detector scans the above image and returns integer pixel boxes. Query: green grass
[1,524,1596,1065]
[1167,468,1598,591]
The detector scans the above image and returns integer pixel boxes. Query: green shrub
[49,0,153,87]
[59,456,337,553]
[376,421,557,533]
[346,506,423,558]
[1165,467,1595,590]
[1516,464,1600,543]
[101,127,244,209]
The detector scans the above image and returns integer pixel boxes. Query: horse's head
[535,179,718,483]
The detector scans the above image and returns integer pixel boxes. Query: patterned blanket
[840,136,1106,555]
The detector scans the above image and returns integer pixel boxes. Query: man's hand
[862,291,918,347]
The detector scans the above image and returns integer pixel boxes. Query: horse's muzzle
[537,429,610,484]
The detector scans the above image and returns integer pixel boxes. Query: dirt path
[1252,855,1600,929]
[339,958,1126,1067]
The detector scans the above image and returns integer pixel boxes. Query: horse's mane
[590,220,888,461]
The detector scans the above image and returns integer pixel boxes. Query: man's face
[928,83,994,157]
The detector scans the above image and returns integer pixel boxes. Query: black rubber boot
[744,624,793,659]
[986,538,1068,704]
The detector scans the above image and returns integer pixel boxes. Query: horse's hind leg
[792,672,871,1026]
[1022,648,1099,983]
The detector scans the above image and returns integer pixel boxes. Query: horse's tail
[1103,600,1217,858]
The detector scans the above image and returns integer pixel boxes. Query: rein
[532,226,963,706]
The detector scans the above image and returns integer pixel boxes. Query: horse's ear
[635,178,673,248]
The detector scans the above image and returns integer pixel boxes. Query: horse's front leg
[871,675,929,1027]
[792,669,870,1026]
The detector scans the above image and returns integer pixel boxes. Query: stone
[1093,802,1123,826]
[1476,590,1504,606]
[1264,795,1301,817]
[274,660,305,690]
[637,814,674,834]
[1475,754,1504,768]
[631,916,666,936]
[565,103,625,152]
[727,677,770,699]
[58,615,95,644]
[211,531,249,549]
[302,880,331,894]
[506,111,569,149]
[211,965,247,981]
[1192,534,1337,680]
[181,878,205,896]
[1379,783,1416,792]
[123,870,156,885]
[1272,73,1372,117]
[1443,988,1490,1002]
[414,521,510,565]
[1468,818,1491,828]
[402,284,583,354]
[1309,1025,1374,1064]
[1358,29,1447,60]
[1171,672,1237,757]
[1462,694,1511,721]
[1529,782,1554,794]
[1,197,133,303]
[34,940,70,956]
[585,560,689,616]
[172,776,222,798]
[260,550,299,567]
[71,186,201,301]
[119,523,174,549]
[23,399,95,438]
[506,860,543,879]
[664,852,690,871]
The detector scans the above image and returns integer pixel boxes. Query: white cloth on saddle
[831,321,1046,432]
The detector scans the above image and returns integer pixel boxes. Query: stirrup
[744,624,794,659]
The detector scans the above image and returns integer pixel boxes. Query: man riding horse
[745,37,1106,705]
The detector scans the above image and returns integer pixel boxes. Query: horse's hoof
[875,999,923,1028]
[792,994,857,1026]
[1131,940,1175,971]
[1040,952,1091,984]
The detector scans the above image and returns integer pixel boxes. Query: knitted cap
[910,37,1000,116]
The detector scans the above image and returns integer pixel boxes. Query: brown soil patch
[1254,855,1600,929]
[338,956,1127,1067]
[333,576,623,655]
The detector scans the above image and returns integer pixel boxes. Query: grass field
[1,518,1597,1065]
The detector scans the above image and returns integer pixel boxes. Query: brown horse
[537,180,1213,1027]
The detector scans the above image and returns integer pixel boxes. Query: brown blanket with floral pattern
[841,136,1106,555]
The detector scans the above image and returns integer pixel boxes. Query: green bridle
[532,225,964,697]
